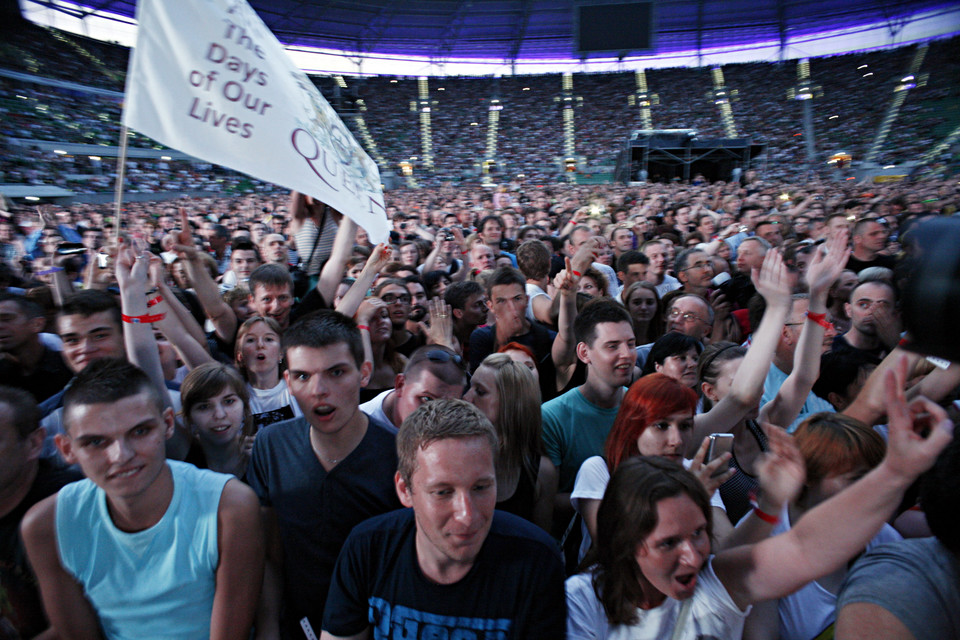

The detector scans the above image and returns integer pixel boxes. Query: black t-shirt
[845,253,897,275]
[323,509,566,639]
[0,460,82,637]
[245,414,401,638]
[0,345,73,404]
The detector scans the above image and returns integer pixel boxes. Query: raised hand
[571,237,601,276]
[688,436,736,497]
[365,243,392,274]
[752,248,792,309]
[552,257,578,294]
[881,357,955,481]
[805,229,851,299]
[176,207,194,249]
[356,296,388,327]
[755,423,805,509]
[424,297,455,350]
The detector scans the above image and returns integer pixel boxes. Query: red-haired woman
[571,374,733,561]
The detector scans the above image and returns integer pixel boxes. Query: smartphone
[706,433,734,477]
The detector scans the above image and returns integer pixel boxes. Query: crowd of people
[1,13,960,640]
[1,21,958,191]
[1,162,959,638]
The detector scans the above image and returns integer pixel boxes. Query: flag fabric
[123,0,389,243]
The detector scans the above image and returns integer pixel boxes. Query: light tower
[786,59,823,171]
[554,73,583,183]
[627,69,659,130]
[709,67,739,138]
[409,77,436,171]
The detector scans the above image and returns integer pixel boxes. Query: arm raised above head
[715,364,954,610]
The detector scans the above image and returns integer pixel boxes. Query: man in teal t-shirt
[541,299,635,523]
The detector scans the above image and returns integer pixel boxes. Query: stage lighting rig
[409,77,437,170]
[787,59,821,170]
[554,73,584,183]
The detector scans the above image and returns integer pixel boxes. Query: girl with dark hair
[234,315,303,431]
[641,333,702,388]
[180,362,254,477]
[622,281,664,345]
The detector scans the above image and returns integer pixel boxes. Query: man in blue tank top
[21,359,264,640]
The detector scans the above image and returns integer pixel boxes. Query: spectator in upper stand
[845,219,896,274]
[829,280,899,364]
[0,293,72,403]
[517,239,554,325]
[613,250,649,306]
[754,219,784,248]
[675,247,714,299]
[469,267,556,372]
[641,239,682,298]
[445,281,487,358]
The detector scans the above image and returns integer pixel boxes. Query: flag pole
[113,123,130,239]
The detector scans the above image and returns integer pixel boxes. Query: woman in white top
[565,366,953,640]
[234,315,302,430]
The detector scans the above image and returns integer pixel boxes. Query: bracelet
[36,267,63,275]
[749,493,780,524]
[146,294,163,308]
[805,310,832,330]
[571,270,582,277]
[461,249,469,255]
[121,312,166,324]
[357,324,370,332]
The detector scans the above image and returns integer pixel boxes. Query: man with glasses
[635,293,713,370]
[360,346,468,432]
[373,279,424,357]
[675,247,714,298]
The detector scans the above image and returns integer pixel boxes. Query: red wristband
[357,325,370,332]
[146,294,163,308]
[805,310,832,330]
[571,270,582,277]
[749,492,780,524]
[122,312,166,324]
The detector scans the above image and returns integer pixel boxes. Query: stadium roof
[34,0,959,62]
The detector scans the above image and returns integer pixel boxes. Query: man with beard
[373,279,424,358]
[403,276,429,335]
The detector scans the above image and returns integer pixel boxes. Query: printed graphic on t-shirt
[369,597,511,639]
[252,406,296,431]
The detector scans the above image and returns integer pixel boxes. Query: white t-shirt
[571,456,726,562]
[247,380,302,430]
[526,282,549,322]
[566,558,749,639]
[358,388,398,433]
[768,505,902,640]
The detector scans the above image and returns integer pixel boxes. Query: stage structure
[614,129,765,183]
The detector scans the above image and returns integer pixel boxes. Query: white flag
[123,0,389,243]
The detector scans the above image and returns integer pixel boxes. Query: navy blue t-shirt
[246,414,401,638]
[322,508,566,639]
